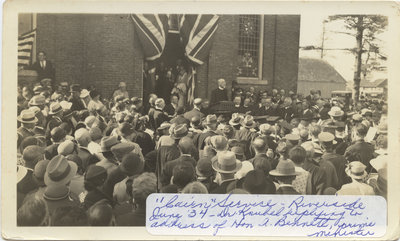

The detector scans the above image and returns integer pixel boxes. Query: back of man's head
[252,138,267,153]
[301,142,315,159]
[289,146,307,165]
[51,206,88,226]
[355,123,368,138]
[172,164,195,189]
[178,137,194,155]
[310,124,321,139]
[88,200,114,226]
[17,195,48,226]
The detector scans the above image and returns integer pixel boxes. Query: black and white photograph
[3,1,400,240]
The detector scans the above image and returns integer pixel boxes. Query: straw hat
[241,115,256,128]
[345,161,367,180]
[49,102,63,115]
[328,106,344,117]
[211,151,242,174]
[269,159,300,177]
[17,109,38,124]
[229,113,243,126]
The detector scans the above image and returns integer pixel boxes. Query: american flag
[18,29,36,67]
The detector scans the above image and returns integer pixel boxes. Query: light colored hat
[205,114,217,125]
[29,106,41,115]
[242,115,256,128]
[269,159,300,177]
[74,128,91,146]
[361,108,372,116]
[212,151,242,174]
[235,161,254,179]
[345,161,367,180]
[328,106,344,117]
[85,116,97,129]
[28,95,46,106]
[155,98,165,108]
[119,82,127,87]
[193,98,202,105]
[57,140,75,156]
[80,89,90,98]
[210,135,228,151]
[229,113,243,126]
[17,165,28,183]
[59,100,73,110]
[100,136,120,152]
[17,109,38,123]
[49,102,63,115]
[44,155,78,186]
[157,122,171,131]
[259,123,272,134]
[171,124,189,140]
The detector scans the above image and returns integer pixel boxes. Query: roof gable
[298,58,347,83]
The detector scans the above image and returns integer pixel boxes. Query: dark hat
[69,84,81,92]
[171,124,189,140]
[20,136,40,153]
[120,152,144,176]
[196,158,214,178]
[231,146,245,159]
[117,123,134,137]
[51,127,66,142]
[23,145,44,164]
[111,142,135,162]
[89,90,100,99]
[131,97,142,105]
[100,136,120,152]
[279,120,293,131]
[33,160,50,182]
[243,169,276,194]
[212,151,242,174]
[190,116,201,127]
[65,154,83,172]
[269,159,299,177]
[43,184,70,201]
[44,155,78,186]
[44,145,59,161]
[85,164,107,180]
[89,126,103,142]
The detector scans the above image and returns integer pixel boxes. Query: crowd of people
[17,70,388,226]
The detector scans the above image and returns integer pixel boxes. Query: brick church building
[18,14,300,101]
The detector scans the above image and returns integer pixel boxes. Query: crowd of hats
[16,80,388,226]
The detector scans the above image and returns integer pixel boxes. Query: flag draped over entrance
[18,29,36,67]
[131,14,169,61]
[131,14,219,104]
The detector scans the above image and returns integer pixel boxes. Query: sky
[299,14,388,83]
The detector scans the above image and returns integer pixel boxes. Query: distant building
[297,58,347,98]
[360,79,387,98]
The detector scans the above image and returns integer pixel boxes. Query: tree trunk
[353,16,364,104]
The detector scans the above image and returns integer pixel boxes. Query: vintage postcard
[2,0,400,240]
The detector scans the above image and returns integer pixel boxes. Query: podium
[18,69,38,87]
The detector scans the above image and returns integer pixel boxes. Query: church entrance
[151,32,186,104]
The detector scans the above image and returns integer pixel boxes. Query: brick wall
[197,15,300,99]
[36,14,143,98]
[36,14,298,100]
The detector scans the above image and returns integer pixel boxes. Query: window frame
[236,15,267,85]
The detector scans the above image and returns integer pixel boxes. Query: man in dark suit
[153,98,170,130]
[161,137,197,186]
[278,97,295,122]
[31,51,55,82]
[183,98,204,121]
[164,94,179,117]
[210,78,228,105]
[68,84,86,112]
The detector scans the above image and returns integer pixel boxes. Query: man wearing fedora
[156,124,188,189]
[17,109,38,141]
[336,161,374,195]
[183,98,204,121]
[269,159,300,195]
[344,123,375,173]
[46,102,64,135]
[153,98,170,130]
[235,115,258,159]
[210,151,242,194]
[193,115,219,152]
[319,132,349,188]
[96,136,120,174]
[69,84,86,112]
